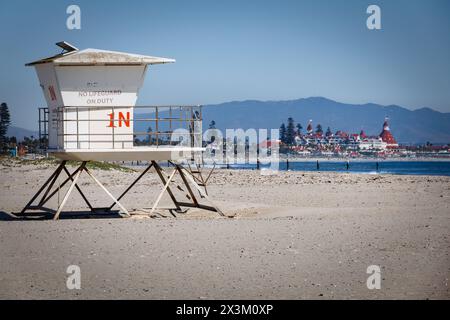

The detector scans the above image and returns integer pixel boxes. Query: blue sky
[0,0,449,129]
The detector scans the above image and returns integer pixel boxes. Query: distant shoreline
[277,156,450,162]
[203,157,450,163]
[195,157,450,177]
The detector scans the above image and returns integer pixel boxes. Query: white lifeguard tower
[20,42,222,219]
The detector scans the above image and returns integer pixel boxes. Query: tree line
[0,102,11,152]
[0,102,45,155]
[279,117,332,145]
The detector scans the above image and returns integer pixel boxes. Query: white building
[359,137,387,150]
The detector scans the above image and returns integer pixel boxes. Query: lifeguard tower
[20,42,222,219]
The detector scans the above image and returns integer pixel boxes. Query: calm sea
[212,161,450,177]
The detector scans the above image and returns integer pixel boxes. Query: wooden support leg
[40,165,85,207]
[171,160,209,196]
[176,165,199,206]
[27,161,221,219]
[204,163,216,184]
[178,164,224,216]
[20,161,66,214]
[152,161,182,212]
[62,166,94,211]
[149,168,177,217]
[37,160,67,207]
[107,162,153,210]
[84,166,130,217]
[53,162,86,220]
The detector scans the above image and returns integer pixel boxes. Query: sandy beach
[0,159,449,299]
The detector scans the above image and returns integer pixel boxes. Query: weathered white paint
[29,47,174,154]
[34,63,63,149]
[33,64,147,150]
[56,65,147,107]
[52,147,204,161]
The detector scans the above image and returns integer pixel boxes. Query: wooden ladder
[186,162,215,196]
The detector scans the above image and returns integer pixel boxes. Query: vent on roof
[56,41,78,53]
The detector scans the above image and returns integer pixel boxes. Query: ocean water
[213,161,450,176]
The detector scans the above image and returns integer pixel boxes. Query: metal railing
[39,105,203,150]
[38,107,49,150]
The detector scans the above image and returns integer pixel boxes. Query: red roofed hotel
[379,118,398,148]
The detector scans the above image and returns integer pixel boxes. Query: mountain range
[8,97,450,144]
[7,126,39,141]
[202,97,450,144]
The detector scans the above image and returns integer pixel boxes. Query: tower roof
[360,130,367,138]
[26,46,175,66]
[379,118,398,146]
[306,120,313,132]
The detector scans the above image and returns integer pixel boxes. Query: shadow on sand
[0,210,124,221]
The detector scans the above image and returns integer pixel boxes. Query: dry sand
[0,160,449,299]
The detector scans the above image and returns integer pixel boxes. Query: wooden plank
[176,165,199,206]
[38,161,67,206]
[178,165,224,216]
[152,161,182,211]
[40,165,84,206]
[149,168,177,216]
[84,166,130,217]
[20,161,65,214]
[53,162,86,220]
[62,165,93,210]
[108,162,153,210]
